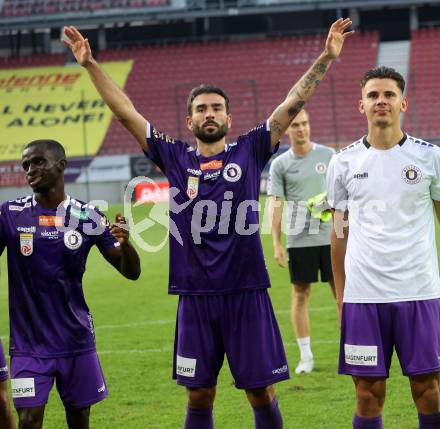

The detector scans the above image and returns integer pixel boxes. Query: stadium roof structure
[0,0,439,31]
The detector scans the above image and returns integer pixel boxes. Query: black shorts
[287,245,333,284]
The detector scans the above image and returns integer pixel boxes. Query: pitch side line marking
[92,306,335,330]
[0,340,338,357]
[98,340,339,354]
[0,307,335,336]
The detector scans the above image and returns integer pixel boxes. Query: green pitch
[0,199,431,428]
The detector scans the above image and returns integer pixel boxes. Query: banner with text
[0,61,133,161]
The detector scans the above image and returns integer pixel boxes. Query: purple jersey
[146,121,278,295]
[0,195,119,358]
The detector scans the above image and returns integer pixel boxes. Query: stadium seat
[404,28,440,139]
[0,32,379,155]
[0,0,170,16]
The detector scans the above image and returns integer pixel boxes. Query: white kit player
[327,66,440,429]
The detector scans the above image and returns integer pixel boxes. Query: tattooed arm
[268,18,353,147]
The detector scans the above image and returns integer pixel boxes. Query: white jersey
[327,134,440,303]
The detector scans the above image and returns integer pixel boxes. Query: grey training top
[268,143,335,248]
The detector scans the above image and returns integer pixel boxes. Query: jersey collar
[31,194,71,208]
[362,133,407,149]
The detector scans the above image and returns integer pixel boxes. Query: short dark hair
[360,66,406,93]
[187,84,230,116]
[24,139,66,161]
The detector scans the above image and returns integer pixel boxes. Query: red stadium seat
[0,32,379,155]
[404,28,440,139]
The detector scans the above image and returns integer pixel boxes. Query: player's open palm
[62,26,93,67]
[324,18,354,59]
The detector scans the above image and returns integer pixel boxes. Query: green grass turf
[0,198,433,428]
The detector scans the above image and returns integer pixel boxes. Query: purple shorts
[0,340,8,382]
[173,289,290,389]
[11,351,107,409]
[339,299,440,377]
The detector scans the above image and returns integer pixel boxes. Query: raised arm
[268,18,353,147]
[63,26,148,153]
[330,209,349,322]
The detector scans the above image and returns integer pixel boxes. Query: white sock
[297,336,313,360]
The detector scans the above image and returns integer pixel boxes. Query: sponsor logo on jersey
[11,378,35,398]
[204,170,221,181]
[97,383,106,393]
[344,344,378,366]
[70,207,89,220]
[39,216,63,227]
[402,165,422,184]
[315,162,327,174]
[353,172,368,179]
[88,313,95,337]
[17,226,36,233]
[19,233,33,256]
[187,176,199,199]
[41,230,59,240]
[100,216,110,228]
[64,230,83,250]
[9,203,31,211]
[200,160,223,171]
[152,128,175,144]
[176,355,196,377]
[272,364,288,375]
[187,168,202,176]
[223,163,242,182]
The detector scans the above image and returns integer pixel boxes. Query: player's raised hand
[62,26,93,67]
[324,18,354,60]
[110,213,130,246]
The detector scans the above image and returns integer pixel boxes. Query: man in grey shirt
[269,109,335,374]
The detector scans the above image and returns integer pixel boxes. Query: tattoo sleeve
[269,55,332,144]
[289,62,328,109]
[269,118,283,134]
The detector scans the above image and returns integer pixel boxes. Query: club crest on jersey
[187,176,199,199]
[20,233,33,256]
[401,165,422,184]
[315,162,327,174]
[64,230,83,250]
[223,163,242,182]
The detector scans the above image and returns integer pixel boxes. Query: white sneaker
[295,358,314,374]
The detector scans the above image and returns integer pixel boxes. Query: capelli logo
[353,172,368,179]
[272,365,288,375]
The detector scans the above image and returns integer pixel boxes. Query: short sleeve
[430,146,440,201]
[326,154,348,211]
[267,158,285,197]
[145,122,187,177]
[244,121,279,171]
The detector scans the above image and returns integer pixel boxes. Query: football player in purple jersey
[64,19,352,429]
[0,139,140,429]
